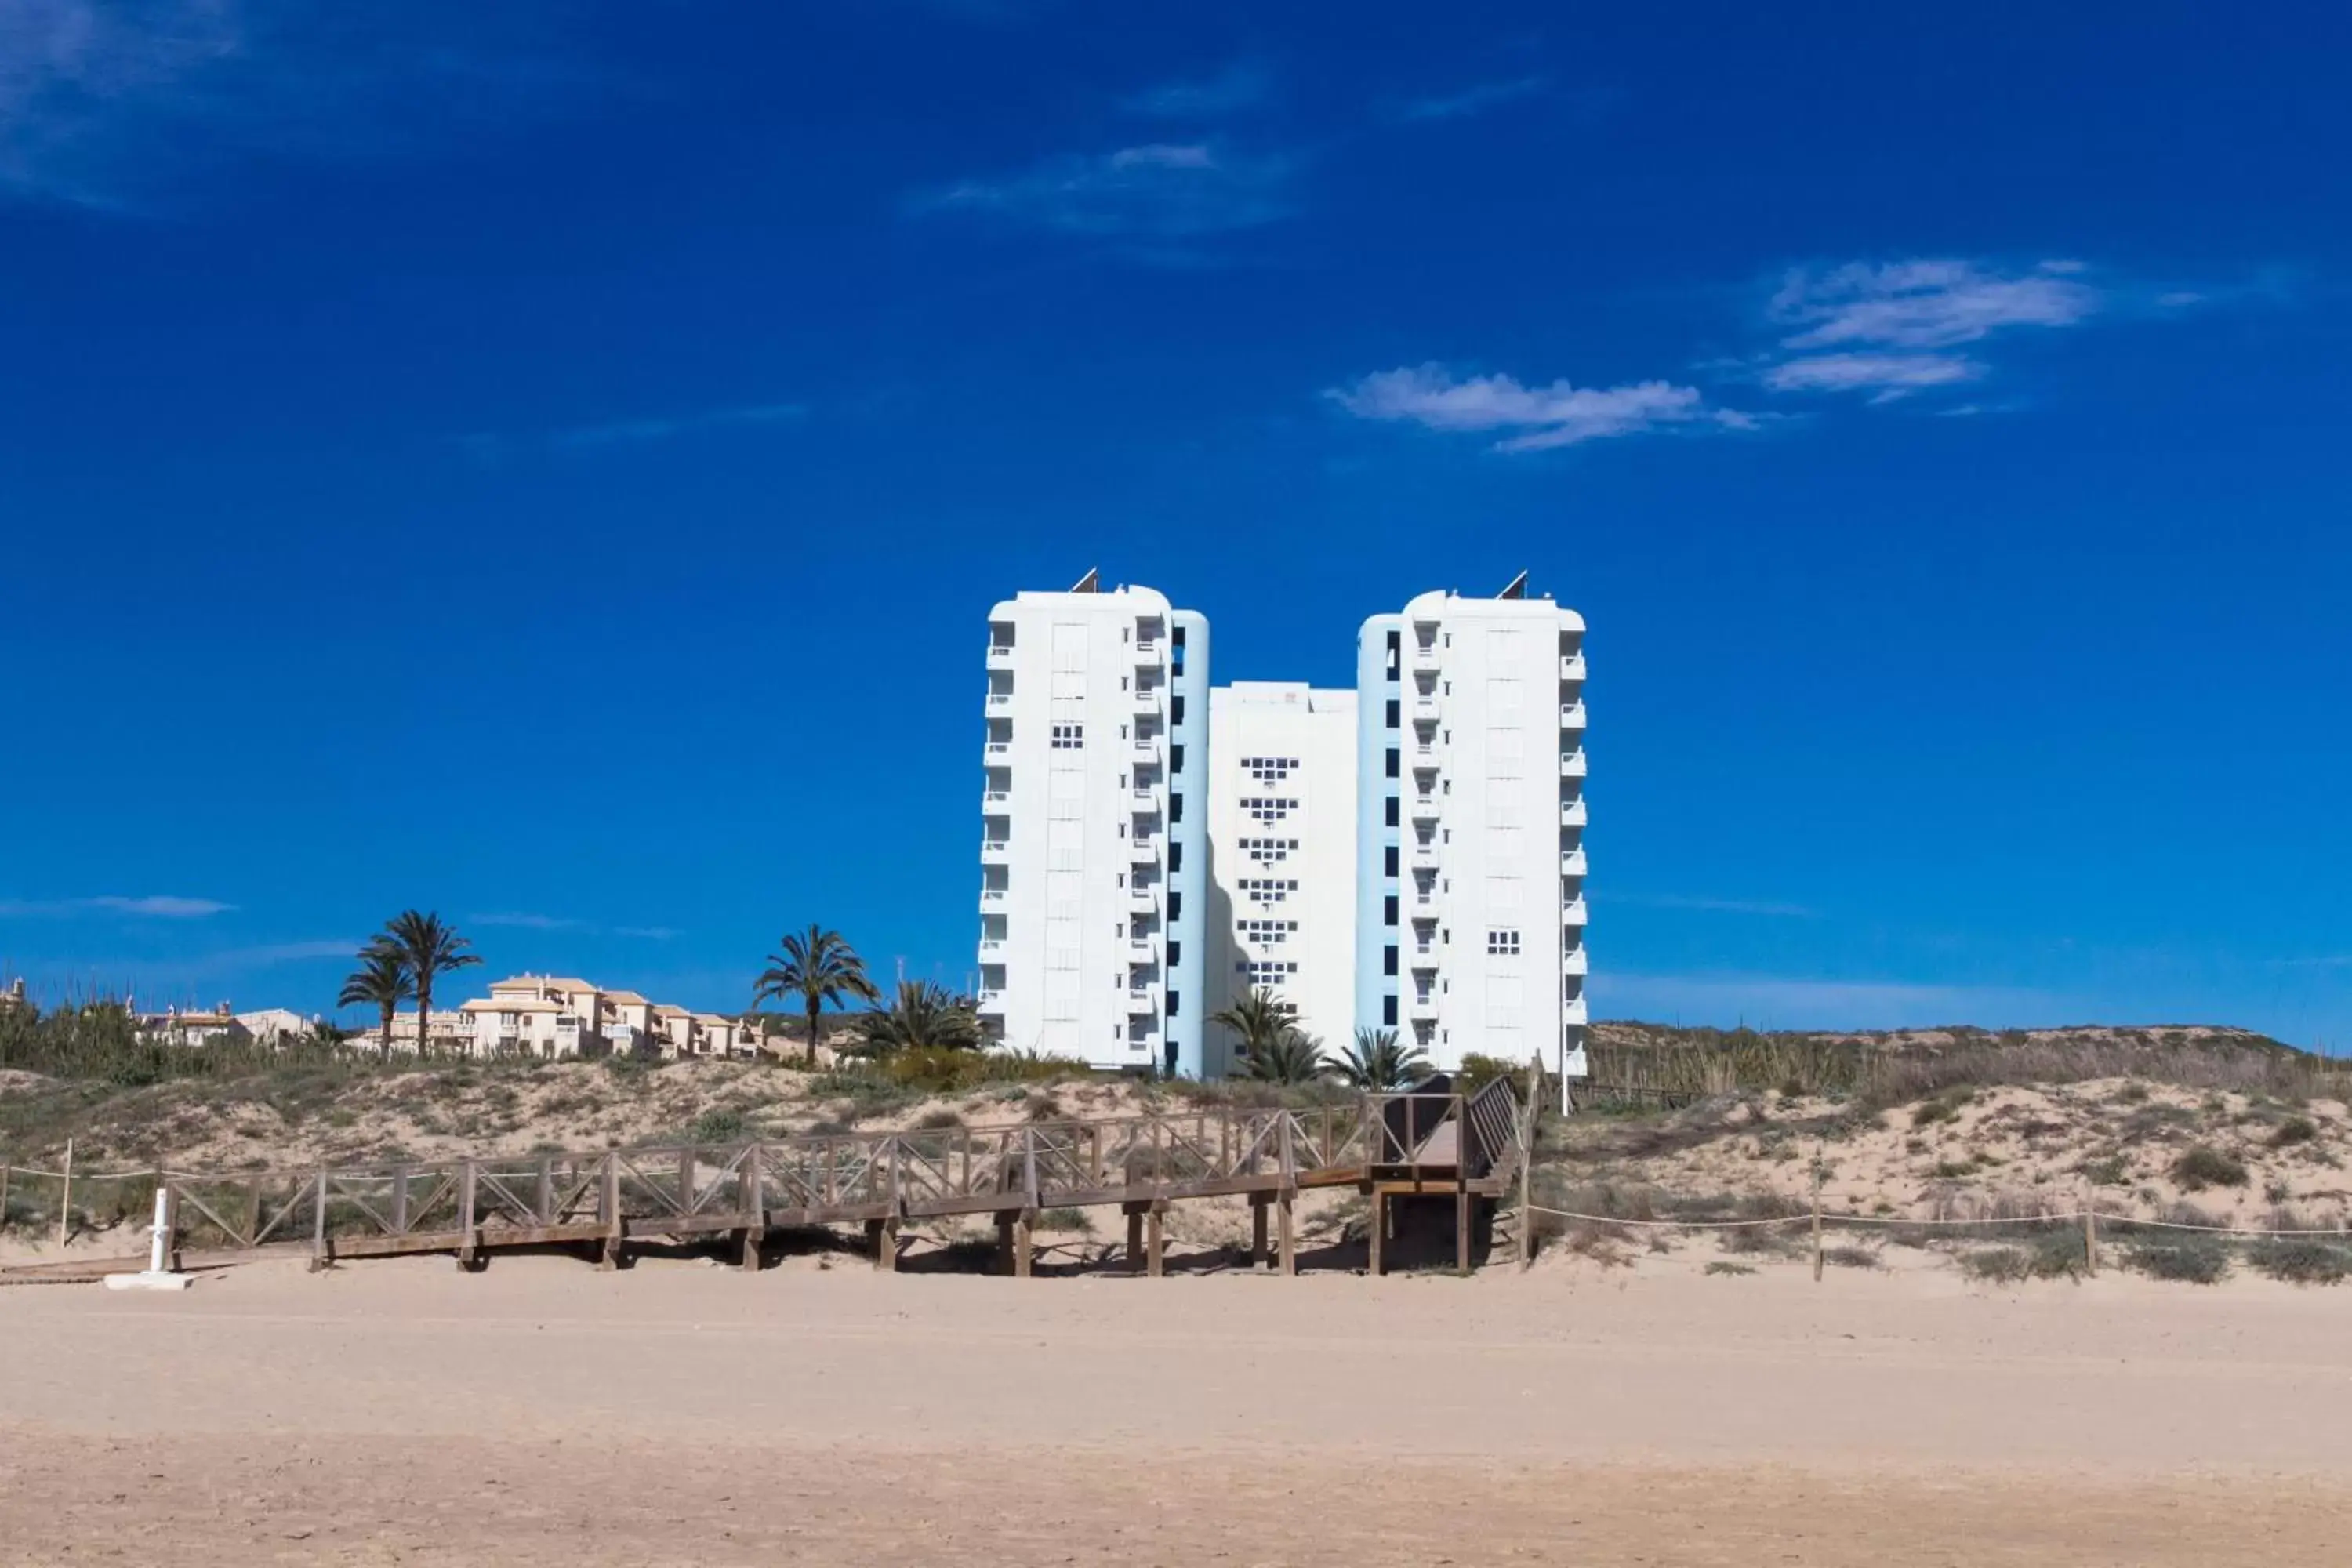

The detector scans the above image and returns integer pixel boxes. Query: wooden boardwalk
[4,1081,1529,1284]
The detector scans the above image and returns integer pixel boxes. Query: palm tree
[853,981,982,1056]
[1334,1026,1430,1091]
[1210,985,1298,1074]
[1240,1028,1327,1086]
[380,912,481,1060]
[337,942,413,1058]
[751,925,880,1066]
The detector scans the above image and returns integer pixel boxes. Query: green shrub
[1912,1089,1973,1127]
[683,1108,746,1146]
[2171,1146,2249,1192]
[1704,1261,1755,1276]
[1454,1054,1523,1094]
[1031,1207,1093,1233]
[2270,1116,2318,1149]
[2128,1236,2231,1283]
[2251,1239,2351,1285]
[1959,1232,2083,1283]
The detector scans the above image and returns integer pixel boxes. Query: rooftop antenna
[1070,567,1101,593]
[1498,568,1529,600]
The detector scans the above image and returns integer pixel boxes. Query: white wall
[1205,682,1358,1075]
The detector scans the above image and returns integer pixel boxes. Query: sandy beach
[4,1253,2349,1565]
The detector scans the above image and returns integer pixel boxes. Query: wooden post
[56,1137,72,1247]
[1456,1184,1472,1275]
[535,1156,555,1225]
[2084,1181,2099,1276]
[996,1212,1016,1276]
[1520,1054,1541,1271]
[1250,1194,1270,1270]
[740,1145,764,1272]
[456,1159,477,1272]
[243,1178,262,1252]
[1015,1210,1035,1278]
[1810,1148,1824,1284]
[680,1150,698,1218]
[158,1174,180,1272]
[599,1154,622,1271]
[867,1215,898,1272]
[1146,1205,1165,1278]
[1277,1190,1296,1276]
[391,1165,410,1236]
[2,1163,12,1229]
[1125,1207,1144,1272]
[309,1168,329,1272]
[1368,1188,1386,1277]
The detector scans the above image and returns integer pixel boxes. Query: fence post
[456,1159,477,1272]
[599,1153,622,1271]
[309,1168,329,1272]
[56,1137,73,1247]
[1810,1149,1824,1283]
[742,1144,764,1272]
[2,1162,11,1228]
[2083,1181,2099,1276]
[1519,1061,1539,1272]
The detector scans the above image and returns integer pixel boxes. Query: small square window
[1486,930,1522,956]
[1050,723,1083,750]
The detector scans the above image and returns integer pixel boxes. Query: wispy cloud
[1609,893,1819,919]
[1327,363,1756,452]
[0,1,603,209]
[0,894,234,918]
[1759,350,1984,401]
[1770,259,2103,351]
[470,913,677,940]
[1400,74,1548,122]
[1593,970,2058,1029]
[550,401,804,449]
[911,142,1298,238]
[1120,60,1270,118]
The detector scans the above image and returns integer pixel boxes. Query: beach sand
[3,1252,2349,1564]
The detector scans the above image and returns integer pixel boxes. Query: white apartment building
[1354,575,1587,1074]
[1204,682,1358,1075]
[976,571,1210,1074]
[445,975,755,1060]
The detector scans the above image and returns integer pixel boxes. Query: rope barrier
[1526,1204,2352,1237]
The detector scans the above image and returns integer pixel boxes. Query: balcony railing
[986,644,1014,665]
[983,741,1010,759]
[985,692,1013,712]
[1559,848,1588,877]
[979,887,1007,908]
[1410,641,1441,667]
[1129,835,1160,860]
[981,790,1009,811]
[1562,897,1588,925]
[1559,750,1588,778]
[1559,799,1588,828]
[1563,997,1589,1027]
[1563,949,1588,975]
[1134,638,1160,658]
[977,989,1006,1010]
[1560,653,1586,681]
[1559,701,1588,729]
[980,840,1010,861]
[1410,794,1441,818]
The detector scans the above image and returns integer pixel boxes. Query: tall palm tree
[1240,1028,1327,1086]
[1334,1026,1430,1091]
[337,942,413,1058]
[380,912,481,1060]
[752,925,880,1066]
[1210,985,1297,1076]
[853,981,982,1056]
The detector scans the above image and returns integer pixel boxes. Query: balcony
[1560,848,1588,877]
[1132,736,1163,764]
[1133,686,1161,716]
[979,887,1007,910]
[1563,948,1588,976]
[1562,896,1589,926]
[980,839,1010,864]
[1560,653,1587,682]
[1409,793,1442,821]
[977,938,1004,960]
[1135,637,1160,659]
[1412,695,1441,721]
[977,989,1007,1013]
[1128,938,1155,960]
[1408,993,1440,1020]
[1410,946,1439,968]
[1559,798,1588,828]
[983,740,1010,763]
[1410,640,1441,670]
[1559,701,1588,731]
[1559,749,1588,779]
[986,644,1014,667]
[1409,837,1442,869]
[1124,986,1159,1015]
[984,691,1014,713]
[1129,833,1160,862]
[1563,996,1589,1028]
[1128,885,1160,913]
[981,789,1009,812]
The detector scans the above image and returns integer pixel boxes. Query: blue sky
[2,2,2347,1044]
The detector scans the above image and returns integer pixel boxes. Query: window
[1240,796,1298,823]
[1239,877,1298,902]
[1171,742,1185,773]
[1383,945,1398,977]
[1243,756,1298,786]
[1167,940,1181,966]
[1385,796,1399,828]
[1385,747,1399,779]
[1236,918,1298,944]
[1240,959,1299,989]
[1050,723,1083,750]
[1382,994,1398,1026]
[1169,793,1183,823]
[1171,695,1185,725]
[1385,698,1399,729]
[1239,837,1299,863]
[1384,844,1399,877]
[1383,895,1398,927]
[1386,630,1399,654]
[1487,930,1523,956]
[1169,842,1182,873]
[1166,990,1180,1018]
[1168,891,1181,921]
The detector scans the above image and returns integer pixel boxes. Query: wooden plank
[1456,1184,1472,1276]
[623,1212,755,1239]
[600,1154,622,1272]
[329,1229,474,1259]
[309,1169,328,1272]
[1146,1207,1164,1279]
[1277,1191,1296,1276]
[1368,1189,1386,1277]
[468,1222,609,1247]
[1250,1194,1269,1270]
[1125,1208,1143,1272]
[456,1160,477,1272]
[1015,1210,1034,1279]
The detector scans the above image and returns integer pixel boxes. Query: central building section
[1203,683,1359,1076]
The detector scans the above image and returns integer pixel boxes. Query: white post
[106,1181,192,1291]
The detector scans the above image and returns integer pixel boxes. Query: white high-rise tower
[1354,575,1587,1076]
[977,572,1210,1074]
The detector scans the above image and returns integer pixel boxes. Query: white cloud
[471,913,677,940]
[0,894,234,918]
[1401,75,1548,122]
[1762,350,1985,401]
[1609,893,1818,918]
[913,142,1295,238]
[550,401,804,449]
[1770,259,2103,351]
[1120,60,1269,118]
[1328,363,1755,452]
